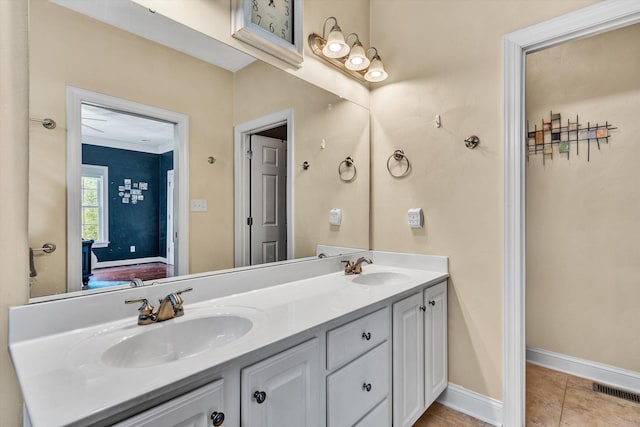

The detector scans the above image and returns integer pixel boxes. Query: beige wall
[29,0,236,297]
[526,24,640,372]
[369,0,597,400]
[0,0,30,425]
[234,61,370,255]
[133,0,371,107]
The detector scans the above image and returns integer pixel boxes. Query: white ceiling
[82,103,175,154]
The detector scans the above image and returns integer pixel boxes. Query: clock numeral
[284,20,288,30]
[256,14,262,25]
[285,6,290,16]
[269,22,275,33]
[251,0,258,11]
[281,28,286,38]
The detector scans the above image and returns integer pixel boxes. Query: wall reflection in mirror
[28,0,370,300]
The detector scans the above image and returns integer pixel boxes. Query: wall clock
[232,0,303,67]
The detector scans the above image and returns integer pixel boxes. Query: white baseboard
[527,346,640,393]
[437,383,503,426]
[94,256,167,269]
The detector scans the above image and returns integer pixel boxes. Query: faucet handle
[173,288,193,317]
[125,298,156,325]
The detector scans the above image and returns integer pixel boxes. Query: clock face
[250,0,294,43]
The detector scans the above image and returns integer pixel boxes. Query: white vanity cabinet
[240,338,321,427]
[112,379,226,427]
[392,280,448,427]
[326,307,391,427]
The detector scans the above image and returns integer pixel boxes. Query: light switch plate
[191,199,208,212]
[407,208,424,228]
[329,208,342,226]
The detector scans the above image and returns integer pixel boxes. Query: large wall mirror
[28,0,370,300]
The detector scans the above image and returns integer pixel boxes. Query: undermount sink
[351,271,412,286]
[101,315,253,368]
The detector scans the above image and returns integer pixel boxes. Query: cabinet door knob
[253,390,267,404]
[210,411,225,426]
[362,383,372,392]
[419,305,426,311]
[361,332,372,341]
[429,300,436,306]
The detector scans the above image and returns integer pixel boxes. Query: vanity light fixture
[308,17,389,83]
[322,17,350,58]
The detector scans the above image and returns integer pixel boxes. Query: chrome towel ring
[338,156,357,182]
[387,149,411,177]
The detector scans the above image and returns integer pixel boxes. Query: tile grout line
[557,374,569,426]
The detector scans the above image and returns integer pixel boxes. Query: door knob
[210,411,225,426]
[253,390,267,404]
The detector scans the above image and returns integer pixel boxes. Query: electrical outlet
[191,199,208,212]
[407,208,424,229]
[130,245,135,253]
[329,208,342,226]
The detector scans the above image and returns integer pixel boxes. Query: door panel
[250,135,287,265]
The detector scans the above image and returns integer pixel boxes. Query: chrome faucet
[344,257,373,275]
[125,287,193,325]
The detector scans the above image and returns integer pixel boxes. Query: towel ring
[387,149,411,177]
[338,156,357,182]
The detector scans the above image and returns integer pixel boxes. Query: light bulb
[345,42,370,71]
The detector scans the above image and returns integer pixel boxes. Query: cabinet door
[424,281,448,407]
[241,338,320,427]
[113,379,225,427]
[392,292,425,427]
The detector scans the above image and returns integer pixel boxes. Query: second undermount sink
[101,315,253,369]
[351,271,412,286]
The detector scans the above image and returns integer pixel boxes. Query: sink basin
[351,271,412,286]
[101,315,253,368]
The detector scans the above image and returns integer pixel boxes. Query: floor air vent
[592,382,640,404]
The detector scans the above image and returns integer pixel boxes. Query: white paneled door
[250,135,287,265]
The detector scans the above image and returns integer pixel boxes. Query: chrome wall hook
[465,135,480,149]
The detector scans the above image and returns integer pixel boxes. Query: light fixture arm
[366,46,381,60]
[345,33,361,47]
[322,16,340,38]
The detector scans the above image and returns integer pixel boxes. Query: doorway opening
[234,109,294,268]
[67,87,190,292]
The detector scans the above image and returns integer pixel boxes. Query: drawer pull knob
[429,300,436,306]
[362,383,372,392]
[210,411,225,426]
[361,332,372,341]
[253,390,267,404]
[419,305,426,311]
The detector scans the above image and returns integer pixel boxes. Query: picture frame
[231,0,303,67]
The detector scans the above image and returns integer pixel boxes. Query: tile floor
[413,363,640,426]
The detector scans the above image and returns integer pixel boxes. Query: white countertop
[9,254,448,427]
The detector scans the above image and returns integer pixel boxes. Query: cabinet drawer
[354,398,390,427]
[113,379,224,427]
[327,307,389,370]
[327,341,389,427]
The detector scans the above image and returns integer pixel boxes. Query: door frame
[166,169,175,266]
[234,109,294,267]
[66,87,189,292]
[502,3,640,425]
